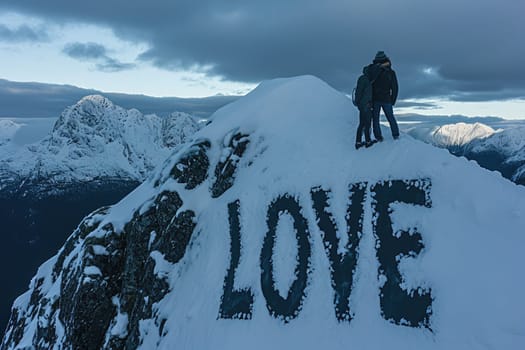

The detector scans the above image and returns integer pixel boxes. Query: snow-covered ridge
[465,125,525,155]
[0,95,202,186]
[404,121,525,184]
[465,126,525,183]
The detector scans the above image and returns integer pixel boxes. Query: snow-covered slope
[3,76,525,350]
[0,95,201,190]
[466,126,525,155]
[465,126,525,183]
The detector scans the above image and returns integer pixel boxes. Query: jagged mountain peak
[52,94,134,138]
[75,94,115,112]
[3,76,525,349]
[0,96,202,187]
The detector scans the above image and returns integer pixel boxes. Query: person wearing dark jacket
[371,51,400,141]
[354,66,373,149]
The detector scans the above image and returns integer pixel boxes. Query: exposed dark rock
[60,223,124,350]
[118,189,196,348]
[168,140,211,189]
[211,133,250,198]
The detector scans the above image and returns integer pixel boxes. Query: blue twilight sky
[0,0,524,118]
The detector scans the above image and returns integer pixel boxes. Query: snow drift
[3,76,525,350]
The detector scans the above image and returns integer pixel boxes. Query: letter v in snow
[310,183,367,322]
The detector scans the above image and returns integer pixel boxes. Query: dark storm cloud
[96,58,136,72]
[63,42,107,60]
[0,24,49,42]
[1,0,524,101]
[62,42,136,72]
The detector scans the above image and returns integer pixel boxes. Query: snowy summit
[3,76,525,350]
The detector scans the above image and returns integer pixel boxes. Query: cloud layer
[1,0,524,101]
[0,79,238,118]
[0,24,49,42]
[63,42,135,72]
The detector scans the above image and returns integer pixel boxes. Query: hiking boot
[355,142,364,150]
[365,141,374,148]
[393,135,400,140]
[376,137,384,142]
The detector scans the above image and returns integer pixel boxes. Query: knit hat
[373,51,389,63]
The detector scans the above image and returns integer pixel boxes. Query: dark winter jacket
[354,66,373,110]
[372,65,398,105]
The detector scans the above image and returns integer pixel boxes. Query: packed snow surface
[5,76,525,349]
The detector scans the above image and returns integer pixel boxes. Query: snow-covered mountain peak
[0,95,202,186]
[76,94,115,112]
[212,75,346,133]
[51,94,132,143]
[432,122,496,146]
[203,75,353,175]
[3,76,525,350]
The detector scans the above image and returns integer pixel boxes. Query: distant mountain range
[1,95,202,195]
[402,121,525,185]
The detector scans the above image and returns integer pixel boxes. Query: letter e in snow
[371,179,433,328]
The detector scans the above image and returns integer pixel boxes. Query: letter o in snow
[260,194,311,322]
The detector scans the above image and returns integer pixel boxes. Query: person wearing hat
[370,51,400,141]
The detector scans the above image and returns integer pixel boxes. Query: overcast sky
[0,0,524,118]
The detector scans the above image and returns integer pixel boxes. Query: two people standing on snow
[353,51,400,149]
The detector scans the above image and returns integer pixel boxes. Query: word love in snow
[219,179,433,328]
